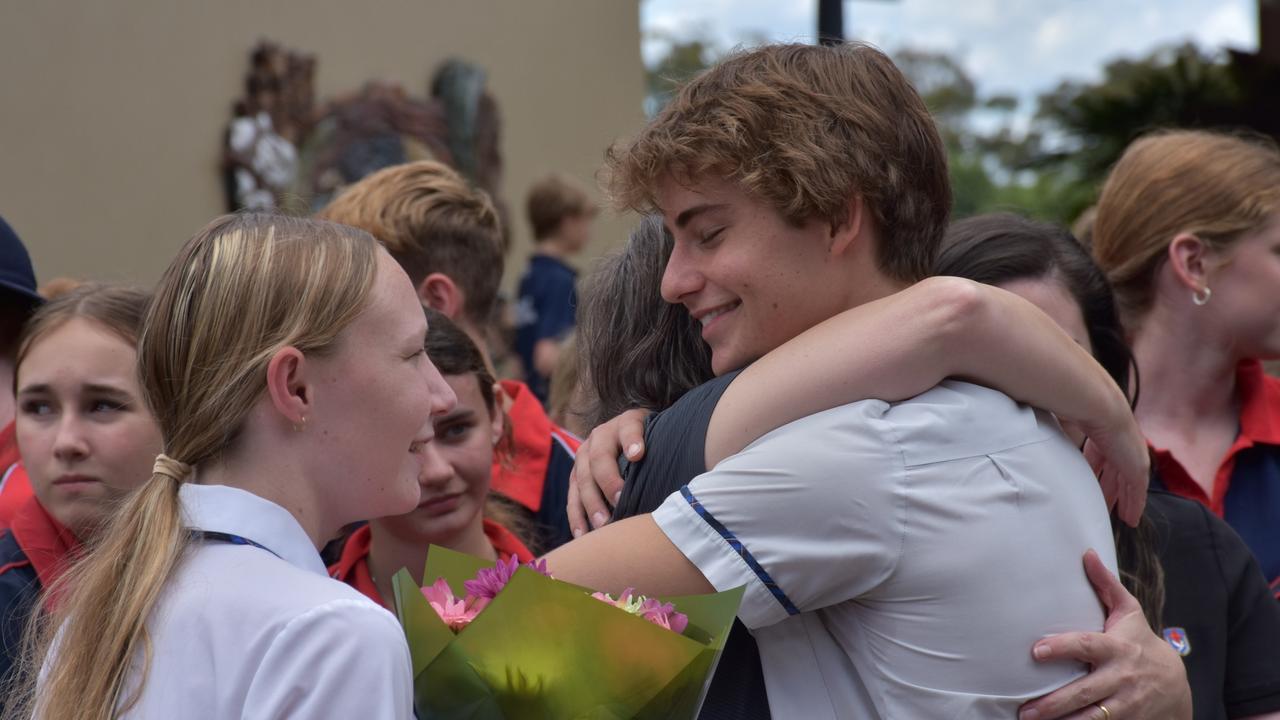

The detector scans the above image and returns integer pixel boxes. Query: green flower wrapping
[392,546,745,719]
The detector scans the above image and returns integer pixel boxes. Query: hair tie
[152,454,192,483]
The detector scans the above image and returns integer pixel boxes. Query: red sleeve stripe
[550,429,579,458]
[0,559,32,577]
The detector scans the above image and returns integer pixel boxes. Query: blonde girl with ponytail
[8,213,455,719]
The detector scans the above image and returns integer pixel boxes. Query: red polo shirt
[328,520,534,610]
[1152,360,1280,595]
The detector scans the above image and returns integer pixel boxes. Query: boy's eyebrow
[672,203,729,230]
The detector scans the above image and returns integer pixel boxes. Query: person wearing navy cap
[0,216,42,530]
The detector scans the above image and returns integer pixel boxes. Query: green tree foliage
[644,30,718,116]
[892,49,1060,222]
[903,42,1252,227]
[1033,42,1249,207]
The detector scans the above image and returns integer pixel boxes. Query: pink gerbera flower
[464,556,555,600]
[638,597,689,634]
[591,588,689,635]
[464,555,521,600]
[421,578,480,631]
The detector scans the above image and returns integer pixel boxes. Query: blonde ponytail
[5,213,379,719]
[18,475,188,719]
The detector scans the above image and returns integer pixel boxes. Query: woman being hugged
[8,213,454,719]
[0,285,158,687]
[1092,130,1280,595]
[331,308,535,608]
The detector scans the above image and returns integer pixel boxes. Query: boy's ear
[417,273,466,320]
[828,195,867,258]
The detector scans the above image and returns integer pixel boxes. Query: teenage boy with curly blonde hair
[547,42,1191,720]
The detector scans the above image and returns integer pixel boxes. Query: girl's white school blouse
[119,483,413,719]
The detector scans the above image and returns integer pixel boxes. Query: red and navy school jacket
[490,380,580,550]
[1152,360,1280,598]
[328,521,533,610]
[0,427,30,532]
[0,495,80,683]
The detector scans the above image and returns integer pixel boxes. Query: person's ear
[492,378,512,413]
[1167,233,1212,294]
[265,346,311,429]
[489,382,505,447]
[417,273,466,320]
[828,195,867,258]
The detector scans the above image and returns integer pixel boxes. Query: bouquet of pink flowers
[392,546,743,719]
[421,555,690,637]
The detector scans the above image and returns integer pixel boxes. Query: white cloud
[1031,13,1072,60]
[1196,2,1255,49]
[642,0,1257,103]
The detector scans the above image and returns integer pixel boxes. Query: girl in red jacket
[0,284,159,685]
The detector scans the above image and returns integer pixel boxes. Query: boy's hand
[567,409,649,537]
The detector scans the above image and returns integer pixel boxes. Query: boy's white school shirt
[654,381,1117,719]
[115,483,413,719]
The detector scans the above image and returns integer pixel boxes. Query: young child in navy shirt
[514,174,596,405]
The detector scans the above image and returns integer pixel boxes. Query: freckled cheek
[101,423,163,491]
[15,426,54,468]
[24,462,58,500]
[448,441,492,497]
[463,462,492,501]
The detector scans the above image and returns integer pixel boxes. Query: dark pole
[818,0,844,45]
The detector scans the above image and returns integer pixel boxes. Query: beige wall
[0,0,644,288]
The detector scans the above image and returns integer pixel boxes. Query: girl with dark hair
[576,214,712,431]
[937,213,1280,720]
[330,308,536,608]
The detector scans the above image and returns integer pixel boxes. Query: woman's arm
[705,276,1148,524]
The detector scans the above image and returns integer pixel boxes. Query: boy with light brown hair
[319,161,580,549]
[514,173,597,405]
[318,161,503,355]
[547,42,1190,720]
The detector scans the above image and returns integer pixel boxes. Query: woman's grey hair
[576,214,714,430]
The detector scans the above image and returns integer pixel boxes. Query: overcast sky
[642,0,1258,111]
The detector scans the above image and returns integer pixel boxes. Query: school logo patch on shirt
[1162,627,1191,657]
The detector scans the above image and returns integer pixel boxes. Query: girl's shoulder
[163,543,391,639]
[0,529,36,608]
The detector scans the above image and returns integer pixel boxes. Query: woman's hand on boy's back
[567,409,649,537]
[1018,550,1191,720]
